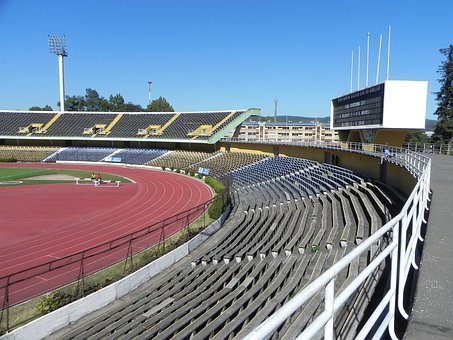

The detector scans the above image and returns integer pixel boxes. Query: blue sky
[0,1,451,119]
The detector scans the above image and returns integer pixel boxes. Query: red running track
[0,163,212,306]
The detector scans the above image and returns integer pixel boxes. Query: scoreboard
[331,80,427,130]
[332,84,384,128]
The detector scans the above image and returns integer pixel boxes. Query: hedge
[205,176,225,194]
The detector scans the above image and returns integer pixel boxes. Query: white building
[234,121,339,143]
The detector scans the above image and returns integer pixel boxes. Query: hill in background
[249,116,437,131]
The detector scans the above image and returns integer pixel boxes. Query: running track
[0,163,212,306]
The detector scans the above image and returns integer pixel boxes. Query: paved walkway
[405,154,453,339]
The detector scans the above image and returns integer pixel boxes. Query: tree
[108,94,125,111]
[432,45,453,144]
[65,95,86,111]
[147,97,174,112]
[85,88,109,112]
[29,105,53,111]
[108,94,142,112]
[405,131,430,144]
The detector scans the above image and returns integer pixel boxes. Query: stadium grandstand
[0,103,443,339]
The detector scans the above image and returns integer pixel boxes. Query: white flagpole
[357,45,361,90]
[386,25,391,80]
[350,50,354,93]
[366,32,370,87]
[376,33,382,84]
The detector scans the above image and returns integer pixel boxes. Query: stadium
[0,79,438,339]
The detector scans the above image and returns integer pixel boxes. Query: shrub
[311,244,320,253]
[36,291,73,315]
[208,198,224,220]
[205,176,225,194]
[0,158,17,163]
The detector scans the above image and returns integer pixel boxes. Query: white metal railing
[404,142,453,156]
[222,139,431,339]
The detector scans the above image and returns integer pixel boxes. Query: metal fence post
[388,220,400,340]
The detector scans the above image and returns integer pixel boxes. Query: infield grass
[0,168,131,186]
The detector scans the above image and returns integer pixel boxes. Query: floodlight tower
[48,35,68,112]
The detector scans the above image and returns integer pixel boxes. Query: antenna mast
[273,98,278,123]
[147,81,152,106]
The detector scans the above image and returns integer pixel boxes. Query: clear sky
[0,0,451,119]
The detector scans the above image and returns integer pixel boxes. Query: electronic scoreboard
[331,80,427,130]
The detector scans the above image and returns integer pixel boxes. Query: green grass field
[0,168,130,186]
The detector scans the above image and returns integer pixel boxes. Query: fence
[232,142,431,339]
[0,186,229,333]
[0,141,432,337]
[403,142,453,155]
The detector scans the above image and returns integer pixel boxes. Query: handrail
[242,142,431,339]
[221,138,430,178]
[0,142,432,337]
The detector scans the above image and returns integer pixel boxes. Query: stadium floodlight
[48,35,68,111]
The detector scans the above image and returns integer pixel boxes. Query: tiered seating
[45,147,117,162]
[44,113,116,136]
[191,152,268,177]
[107,113,174,138]
[103,148,168,165]
[145,150,217,170]
[48,154,397,339]
[0,111,54,135]
[154,111,244,140]
[0,110,249,141]
[0,146,60,162]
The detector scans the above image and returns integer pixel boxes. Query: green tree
[432,45,453,144]
[85,88,109,111]
[405,131,430,143]
[108,94,125,111]
[65,95,86,111]
[120,102,142,112]
[29,105,53,111]
[147,97,174,112]
[108,94,142,112]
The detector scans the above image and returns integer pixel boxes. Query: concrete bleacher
[103,148,168,165]
[45,147,118,162]
[145,150,218,170]
[0,146,60,162]
[44,153,395,339]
